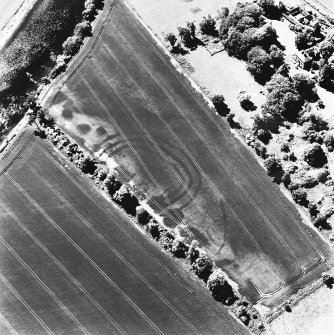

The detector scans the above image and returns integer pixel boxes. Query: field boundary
[40,0,117,109]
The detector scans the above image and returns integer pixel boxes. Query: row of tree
[165,16,218,53]
[50,0,104,79]
[318,32,334,93]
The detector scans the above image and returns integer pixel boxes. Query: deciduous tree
[318,63,334,92]
[295,29,314,50]
[136,206,151,225]
[74,20,92,38]
[258,0,281,19]
[187,240,199,263]
[292,73,317,102]
[247,46,274,83]
[207,269,234,303]
[187,22,196,38]
[77,155,97,174]
[263,74,302,121]
[304,144,327,168]
[212,95,229,116]
[103,174,122,196]
[178,27,194,49]
[165,33,177,48]
[291,188,309,207]
[191,252,214,281]
[62,36,82,56]
[200,15,217,36]
[269,45,285,68]
[113,185,139,215]
[171,239,188,258]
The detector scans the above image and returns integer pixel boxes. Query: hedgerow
[49,0,105,80]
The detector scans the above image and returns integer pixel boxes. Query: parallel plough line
[0,199,127,335]
[6,172,167,335]
[63,84,185,225]
[118,6,326,263]
[34,142,245,334]
[0,235,89,335]
[24,160,204,335]
[84,53,286,293]
[0,312,19,335]
[105,23,312,277]
[0,272,53,335]
[78,68,270,296]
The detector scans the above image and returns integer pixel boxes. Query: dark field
[0,0,85,94]
[46,0,334,305]
[0,131,250,335]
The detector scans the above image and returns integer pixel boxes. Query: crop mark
[88,41,283,295]
[117,3,326,264]
[105,21,305,282]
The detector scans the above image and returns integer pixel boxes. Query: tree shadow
[267,167,284,184]
[325,280,334,289]
[194,37,205,47]
[171,45,189,55]
[240,100,257,112]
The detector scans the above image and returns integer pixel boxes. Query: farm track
[45,0,334,306]
[0,134,251,334]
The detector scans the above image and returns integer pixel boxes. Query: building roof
[289,5,301,16]
[293,51,312,63]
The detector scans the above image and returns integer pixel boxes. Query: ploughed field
[47,0,334,305]
[0,131,250,335]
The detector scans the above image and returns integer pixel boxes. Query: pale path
[0,0,24,30]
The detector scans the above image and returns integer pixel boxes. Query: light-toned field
[126,0,265,129]
[0,0,38,52]
[0,0,24,30]
[183,47,265,128]
[269,284,334,335]
[125,0,234,36]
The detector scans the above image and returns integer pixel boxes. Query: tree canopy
[191,253,214,281]
[200,15,218,36]
[262,74,303,120]
[258,0,282,19]
[304,144,327,168]
[292,73,318,102]
[207,269,234,303]
[178,27,195,49]
[247,46,274,83]
[319,63,334,92]
[295,28,315,50]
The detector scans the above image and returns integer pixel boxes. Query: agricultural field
[44,0,334,307]
[0,129,251,335]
